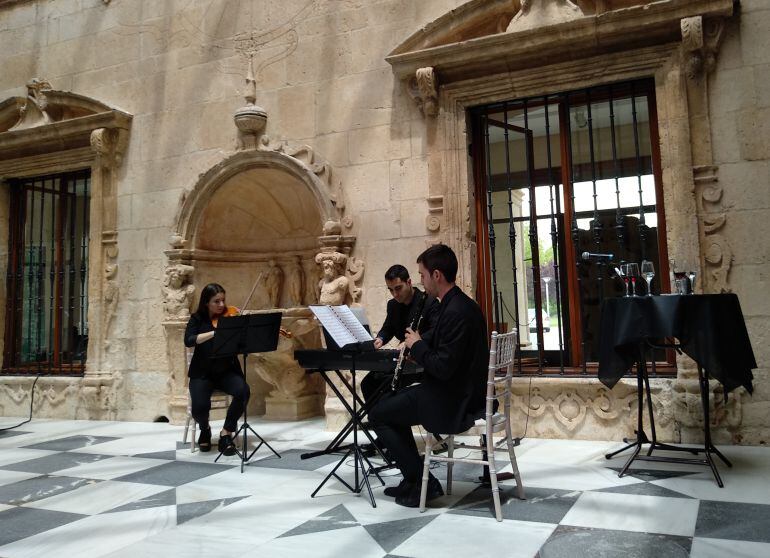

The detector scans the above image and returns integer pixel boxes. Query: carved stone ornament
[506,0,585,33]
[234,58,268,150]
[9,78,54,131]
[162,263,195,320]
[407,67,439,117]
[681,16,726,79]
[694,165,733,292]
[426,194,444,232]
[315,251,351,306]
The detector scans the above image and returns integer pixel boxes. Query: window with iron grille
[472,79,672,375]
[3,170,90,375]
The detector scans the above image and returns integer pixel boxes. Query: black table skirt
[598,294,756,393]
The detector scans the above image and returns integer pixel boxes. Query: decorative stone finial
[234,56,268,150]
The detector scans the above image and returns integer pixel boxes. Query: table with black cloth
[598,294,756,486]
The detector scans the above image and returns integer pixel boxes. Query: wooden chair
[419,330,525,521]
[181,347,231,453]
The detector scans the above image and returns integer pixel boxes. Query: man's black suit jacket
[409,285,488,434]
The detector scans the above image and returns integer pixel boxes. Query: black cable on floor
[513,374,533,446]
[0,374,41,432]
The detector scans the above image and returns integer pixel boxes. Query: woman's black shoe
[197,426,212,452]
[218,434,236,456]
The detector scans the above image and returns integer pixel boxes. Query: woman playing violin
[184,283,249,455]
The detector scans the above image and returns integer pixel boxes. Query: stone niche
[163,138,363,424]
[386,0,745,442]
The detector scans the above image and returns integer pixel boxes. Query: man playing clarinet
[369,244,489,507]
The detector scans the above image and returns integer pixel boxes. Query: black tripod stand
[210,312,283,473]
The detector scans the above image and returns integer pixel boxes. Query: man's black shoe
[395,475,444,508]
[218,434,236,456]
[383,478,414,498]
[197,426,212,452]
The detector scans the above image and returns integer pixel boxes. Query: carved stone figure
[252,318,318,400]
[315,252,349,306]
[103,263,118,334]
[265,259,283,308]
[162,264,195,320]
[303,258,320,304]
[285,256,304,307]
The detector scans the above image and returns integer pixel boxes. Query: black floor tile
[538,525,691,558]
[0,506,85,546]
[450,485,579,523]
[695,500,770,543]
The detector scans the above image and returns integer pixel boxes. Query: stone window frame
[382,1,736,436]
[0,84,131,414]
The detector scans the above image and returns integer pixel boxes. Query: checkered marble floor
[1,418,769,558]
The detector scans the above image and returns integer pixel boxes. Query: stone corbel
[407,67,439,117]
[681,16,727,79]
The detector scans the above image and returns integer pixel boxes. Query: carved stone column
[681,16,733,294]
[78,127,128,417]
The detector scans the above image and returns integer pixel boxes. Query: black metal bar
[501,102,523,373]
[585,89,605,314]
[47,178,56,374]
[80,177,90,361]
[483,113,502,331]
[523,99,545,368]
[631,82,647,261]
[565,92,588,374]
[26,183,37,369]
[608,84,625,250]
[543,96,565,373]
[66,177,77,362]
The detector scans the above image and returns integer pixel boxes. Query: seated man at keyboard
[361,264,437,404]
[369,244,488,507]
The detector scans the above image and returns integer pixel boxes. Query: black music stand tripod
[211,312,282,473]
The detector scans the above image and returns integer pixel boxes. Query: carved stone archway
[163,145,362,423]
[0,79,131,420]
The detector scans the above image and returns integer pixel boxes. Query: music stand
[210,312,282,473]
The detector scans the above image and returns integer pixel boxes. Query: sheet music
[310,305,373,348]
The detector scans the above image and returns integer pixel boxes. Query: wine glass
[626,263,640,296]
[641,260,655,296]
[672,259,687,294]
[619,264,630,297]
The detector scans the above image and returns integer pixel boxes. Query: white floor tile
[54,456,172,480]
[23,480,168,514]
[0,470,41,488]
[255,525,385,558]
[0,448,57,467]
[518,461,644,491]
[653,470,770,504]
[393,512,556,557]
[560,491,700,537]
[0,506,175,558]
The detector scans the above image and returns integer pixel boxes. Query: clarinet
[391,292,428,391]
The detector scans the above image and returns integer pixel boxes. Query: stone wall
[0,0,767,445]
[704,0,770,444]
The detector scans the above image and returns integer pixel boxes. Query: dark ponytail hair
[194,283,225,319]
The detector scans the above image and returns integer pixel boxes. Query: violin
[211,305,240,328]
[213,305,292,338]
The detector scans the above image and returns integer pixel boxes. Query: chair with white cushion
[419,330,525,521]
[181,346,231,453]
